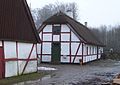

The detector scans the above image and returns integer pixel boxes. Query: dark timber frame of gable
[38,12,104,64]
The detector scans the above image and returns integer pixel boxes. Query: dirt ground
[14,59,120,85]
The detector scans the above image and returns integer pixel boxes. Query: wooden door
[0,47,4,79]
[51,42,61,64]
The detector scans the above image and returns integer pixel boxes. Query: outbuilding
[38,12,104,64]
[0,0,40,79]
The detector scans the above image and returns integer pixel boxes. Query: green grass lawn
[0,72,47,85]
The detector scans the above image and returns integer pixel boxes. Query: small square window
[53,26,61,35]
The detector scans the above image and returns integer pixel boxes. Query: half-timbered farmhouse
[0,0,40,79]
[38,12,104,64]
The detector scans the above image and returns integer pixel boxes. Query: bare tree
[31,2,78,28]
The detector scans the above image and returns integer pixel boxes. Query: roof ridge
[38,12,104,46]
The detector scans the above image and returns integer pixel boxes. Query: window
[89,46,91,55]
[86,47,88,55]
[92,47,94,54]
[53,26,61,35]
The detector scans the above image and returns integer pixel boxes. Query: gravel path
[14,59,120,85]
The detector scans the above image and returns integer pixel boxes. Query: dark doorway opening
[51,42,61,64]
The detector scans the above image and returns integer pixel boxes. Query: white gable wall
[39,24,103,64]
[4,41,17,77]
[61,25,70,32]
[18,43,37,75]
[43,25,52,32]
[3,41,37,77]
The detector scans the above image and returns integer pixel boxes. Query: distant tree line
[31,2,78,28]
[31,3,120,53]
[91,25,120,53]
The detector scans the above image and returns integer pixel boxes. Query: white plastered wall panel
[4,41,18,77]
[61,24,70,32]
[53,35,60,41]
[37,44,41,54]
[42,55,51,62]
[77,45,82,55]
[83,55,97,63]
[61,56,70,63]
[0,41,2,46]
[29,44,36,59]
[39,32,42,40]
[42,43,51,54]
[61,43,69,55]
[71,32,80,41]
[61,34,70,41]
[71,56,82,63]
[4,41,17,58]
[18,42,37,74]
[18,61,26,74]
[23,61,37,74]
[18,43,33,59]
[88,45,90,54]
[71,43,79,55]
[43,34,52,41]
[5,61,17,77]
[43,25,52,32]
[84,45,88,55]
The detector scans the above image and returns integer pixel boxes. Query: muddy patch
[13,60,120,85]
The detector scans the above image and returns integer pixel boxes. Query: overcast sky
[27,0,120,28]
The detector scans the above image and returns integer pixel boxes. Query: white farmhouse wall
[61,43,69,55]
[43,25,52,32]
[18,61,26,75]
[0,41,2,46]
[3,41,37,77]
[42,55,51,62]
[43,34,52,41]
[61,34,70,41]
[42,43,51,54]
[61,25,70,32]
[18,42,37,74]
[39,24,103,64]
[23,61,37,74]
[5,61,18,77]
[53,35,60,41]
[71,32,79,41]
[71,56,82,63]
[4,41,17,58]
[37,44,41,54]
[39,32,42,40]
[61,56,70,63]
[4,41,17,77]
[71,43,79,55]
[18,43,37,59]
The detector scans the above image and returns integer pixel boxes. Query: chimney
[85,22,87,27]
[66,9,73,18]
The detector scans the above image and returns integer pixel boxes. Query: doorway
[51,42,61,64]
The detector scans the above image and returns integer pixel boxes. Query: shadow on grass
[0,72,48,85]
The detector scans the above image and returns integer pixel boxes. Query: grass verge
[0,72,47,85]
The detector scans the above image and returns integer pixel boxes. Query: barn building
[0,0,40,79]
[38,12,104,64]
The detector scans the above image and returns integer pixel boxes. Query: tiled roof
[0,0,40,43]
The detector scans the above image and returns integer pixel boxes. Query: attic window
[53,25,61,35]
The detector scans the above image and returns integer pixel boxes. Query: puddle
[13,74,53,85]
[41,75,51,81]
[94,72,116,78]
